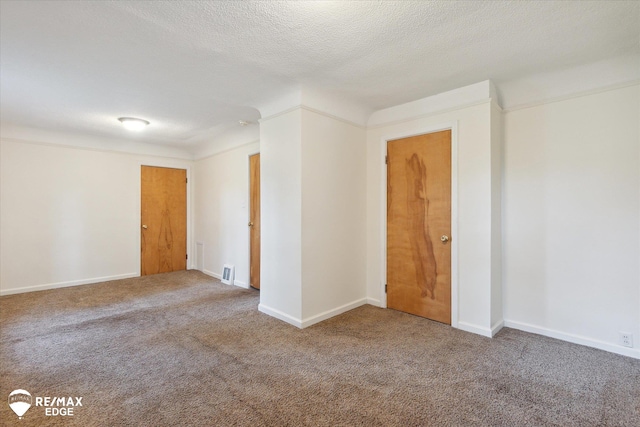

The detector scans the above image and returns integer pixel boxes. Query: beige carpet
[1,271,638,426]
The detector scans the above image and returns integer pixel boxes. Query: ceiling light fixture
[118,117,150,131]
[238,120,251,126]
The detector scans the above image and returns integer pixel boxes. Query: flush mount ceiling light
[118,117,150,131]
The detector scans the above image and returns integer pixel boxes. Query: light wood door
[141,166,187,276]
[387,130,451,324]
[249,154,260,290]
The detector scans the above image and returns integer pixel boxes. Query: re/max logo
[35,397,83,416]
[8,390,84,419]
[35,397,82,407]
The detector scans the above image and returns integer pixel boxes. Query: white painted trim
[259,105,305,123]
[138,163,193,276]
[457,321,494,338]
[379,136,387,309]
[202,269,248,289]
[504,320,640,360]
[194,139,260,162]
[202,269,221,280]
[300,298,368,328]
[379,122,460,329]
[450,124,459,329]
[368,81,495,127]
[0,134,193,160]
[0,273,138,296]
[300,106,366,129]
[502,80,640,113]
[491,320,504,337]
[366,298,382,307]
[368,99,491,130]
[260,104,365,129]
[258,303,303,328]
[490,98,503,113]
[234,280,249,289]
[195,242,204,272]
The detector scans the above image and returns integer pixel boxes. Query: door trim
[379,122,459,328]
[137,161,192,277]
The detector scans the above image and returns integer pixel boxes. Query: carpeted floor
[1,271,638,426]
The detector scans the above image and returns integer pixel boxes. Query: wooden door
[249,154,260,290]
[141,166,187,276]
[386,130,451,324]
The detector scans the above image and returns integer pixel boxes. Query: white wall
[301,108,367,325]
[3,81,637,361]
[259,109,303,322]
[0,123,193,160]
[366,81,502,337]
[491,103,503,328]
[0,137,193,295]
[258,105,368,327]
[193,141,259,287]
[503,84,640,358]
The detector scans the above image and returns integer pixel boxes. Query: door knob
[142,225,148,229]
[248,222,254,227]
[440,235,449,243]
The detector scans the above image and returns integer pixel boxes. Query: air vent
[221,264,235,285]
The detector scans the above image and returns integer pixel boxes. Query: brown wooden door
[249,154,260,290]
[141,166,187,276]
[386,130,451,324]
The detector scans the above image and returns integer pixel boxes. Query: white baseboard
[504,319,640,360]
[366,297,382,307]
[0,273,139,296]
[259,298,368,329]
[457,321,494,338]
[202,269,221,280]
[301,298,368,328]
[258,303,302,328]
[491,320,505,337]
[201,269,248,289]
[456,320,504,338]
[233,280,249,289]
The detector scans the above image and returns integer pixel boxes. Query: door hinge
[186,177,188,184]
[385,284,388,293]
[385,155,388,165]
[186,254,188,260]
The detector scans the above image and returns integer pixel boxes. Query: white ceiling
[1,1,638,151]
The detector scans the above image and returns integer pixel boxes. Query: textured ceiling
[1,1,638,149]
